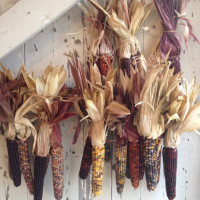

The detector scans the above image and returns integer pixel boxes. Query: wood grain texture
[0,2,200,200]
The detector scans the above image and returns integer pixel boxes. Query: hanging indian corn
[163,78,200,200]
[134,58,182,191]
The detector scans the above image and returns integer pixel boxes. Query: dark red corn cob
[126,142,131,179]
[6,139,21,187]
[144,138,158,191]
[34,156,49,200]
[121,58,131,78]
[156,139,162,184]
[163,147,177,200]
[51,146,64,200]
[98,55,112,76]
[139,137,145,180]
[79,136,92,179]
[18,139,34,194]
[129,141,139,189]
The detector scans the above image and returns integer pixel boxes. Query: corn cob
[18,139,34,194]
[79,136,92,179]
[98,55,112,77]
[156,138,162,184]
[129,141,139,189]
[105,131,112,162]
[104,142,111,162]
[121,58,131,78]
[92,145,105,196]
[34,156,49,200]
[144,138,158,191]
[139,137,145,180]
[115,140,127,194]
[51,146,64,200]
[163,147,177,200]
[6,139,21,187]
[126,142,131,179]
[8,159,13,180]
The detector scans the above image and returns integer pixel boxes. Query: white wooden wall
[0,2,200,200]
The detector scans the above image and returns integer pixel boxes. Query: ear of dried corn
[163,78,200,200]
[163,147,177,200]
[79,136,92,179]
[34,156,49,200]
[115,139,127,194]
[18,139,34,194]
[143,138,157,191]
[92,145,105,196]
[129,140,139,189]
[156,138,162,184]
[6,139,21,187]
[139,136,145,180]
[125,142,131,179]
[51,146,64,200]
[134,58,182,191]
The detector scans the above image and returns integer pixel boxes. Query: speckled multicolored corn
[34,156,49,200]
[163,147,177,200]
[79,136,92,179]
[92,145,105,196]
[115,141,127,194]
[144,138,158,191]
[156,139,162,184]
[6,139,21,187]
[126,142,131,179]
[139,137,145,180]
[18,139,34,194]
[129,141,139,189]
[51,146,64,200]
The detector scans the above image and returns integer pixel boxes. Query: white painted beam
[0,0,79,60]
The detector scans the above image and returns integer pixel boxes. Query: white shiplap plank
[24,23,54,74]
[0,45,24,73]
[0,0,79,60]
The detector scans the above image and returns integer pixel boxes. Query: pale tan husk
[21,65,67,156]
[165,78,200,148]
[134,58,182,139]
[83,65,130,147]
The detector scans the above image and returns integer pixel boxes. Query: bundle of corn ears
[22,65,75,200]
[79,0,115,164]
[0,64,36,194]
[86,0,152,190]
[68,51,130,196]
[163,78,200,200]
[134,57,182,191]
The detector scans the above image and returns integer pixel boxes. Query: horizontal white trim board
[0,0,79,60]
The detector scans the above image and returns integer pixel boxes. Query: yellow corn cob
[92,145,105,196]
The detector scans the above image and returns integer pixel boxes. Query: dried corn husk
[165,78,200,148]
[134,58,182,139]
